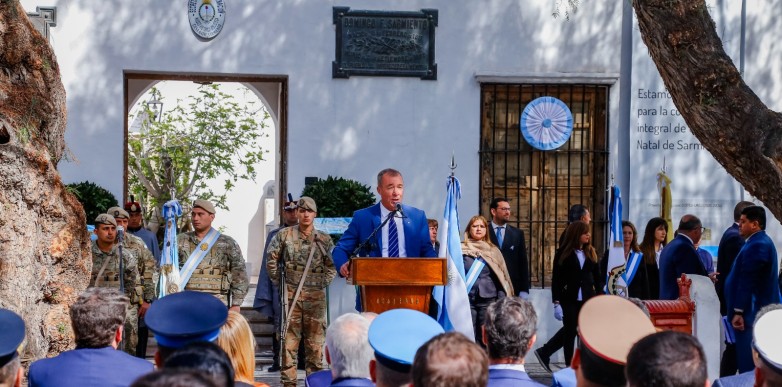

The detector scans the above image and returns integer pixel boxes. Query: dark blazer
[726,230,781,325]
[712,371,754,387]
[333,203,437,271]
[488,368,545,387]
[28,346,154,387]
[330,378,376,386]
[489,224,530,293]
[658,234,706,300]
[551,250,603,304]
[717,223,744,315]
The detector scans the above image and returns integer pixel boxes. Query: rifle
[278,247,288,364]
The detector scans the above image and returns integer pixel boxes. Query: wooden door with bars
[479,84,609,288]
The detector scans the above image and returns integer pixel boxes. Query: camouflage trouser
[281,286,327,387]
[123,304,139,356]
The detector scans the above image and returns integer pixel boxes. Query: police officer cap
[0,309,25,368]
[124,201,142,213]
[283,200,298,211]
[145,291,228,349]
[193,199,216,214]
[298,197,317,212]
[368,309,444,373]
[577,296,656,384]
[94,214,117,227]
[754,309,782,373]
[106,206,129,219]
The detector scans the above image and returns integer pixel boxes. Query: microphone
[117,225,125,242]
[395,203,406,218]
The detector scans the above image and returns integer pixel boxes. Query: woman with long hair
[632,217,668,300]
[461,215,514,346]
[217,311,270,387]
[551,221,603,366]
[600,220,641,281]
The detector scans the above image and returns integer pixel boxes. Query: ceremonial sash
[179,228,221,289]
[624,251,643,287]
[464,257,487,293]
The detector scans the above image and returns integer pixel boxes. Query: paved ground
[252,360,565,386]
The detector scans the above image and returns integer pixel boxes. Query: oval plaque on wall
[188,0,226,41]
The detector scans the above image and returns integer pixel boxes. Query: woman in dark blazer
[551,221,603,366]
[631,217,668,300]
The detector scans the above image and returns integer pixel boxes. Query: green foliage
[128,84,270,213]
[300,176,376,218]
[67,181,118,222]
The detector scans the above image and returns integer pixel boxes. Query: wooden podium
[349,257,447,314]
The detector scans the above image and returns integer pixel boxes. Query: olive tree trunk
[0,0,91,362]
[633,0,782,220]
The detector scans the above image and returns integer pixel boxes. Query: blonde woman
[461,215,514,346]
[217,311,270,387]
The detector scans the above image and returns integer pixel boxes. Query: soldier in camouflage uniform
[107,206,158,358]
[177,199,249,311]
[267,196,336,387]
[89,213,144,355]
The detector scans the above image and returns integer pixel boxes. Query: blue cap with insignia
[368,309,444,373]
[754,309,782,374]
[145,291,228,349]
[0,309,25,367]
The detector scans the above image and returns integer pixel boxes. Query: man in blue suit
[322,313,375,386]
[483,297,544,387]
[725,206,781,373]
[658,214,707,300]
[28,288,154,387]
[333,168,437,280]
[716,201,754,376]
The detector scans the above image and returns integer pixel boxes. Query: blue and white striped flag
[605,185,629,296]
[158,199,182,299]
[432,176,474,340]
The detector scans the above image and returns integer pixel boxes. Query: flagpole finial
[450,153,457,177]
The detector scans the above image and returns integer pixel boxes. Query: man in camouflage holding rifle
[267,197,336,387]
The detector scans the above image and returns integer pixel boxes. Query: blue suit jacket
[659,234,707,300]
[28,346,154,387]
[488,368,545,387]
[726,231,781,321]
[330,377,376,386]
[333,203,437,271]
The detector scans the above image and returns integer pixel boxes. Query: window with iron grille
[479,84,609,288]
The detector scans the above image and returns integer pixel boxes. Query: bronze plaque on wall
[332,7,438,80]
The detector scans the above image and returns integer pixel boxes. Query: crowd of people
[3,167,782,386]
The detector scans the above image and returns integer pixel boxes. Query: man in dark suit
[333,168,437,279]
[658,214,707,300]
[483,297,544,387]
[488,198,530,298]
[725,206,781,373]
[28,288,154,387]
[716,201,754,376]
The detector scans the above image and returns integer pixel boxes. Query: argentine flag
[605,186,642,296]
[432,176,474,340]
[158,199,182,299]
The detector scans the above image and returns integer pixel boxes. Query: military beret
[94,214,117,227]
[106,206,129,219]
[145,291,228,349]
[754,309,782,374]
[577,295,656,384]
[297,196,317,212]
[193,199,216,214]
[0,309,25,368]
[124,201,142,213]
[368,309,444,373]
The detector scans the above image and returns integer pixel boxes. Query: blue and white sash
[465,257,487,293]
[624,251,643,286]
[179,228,221,288]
